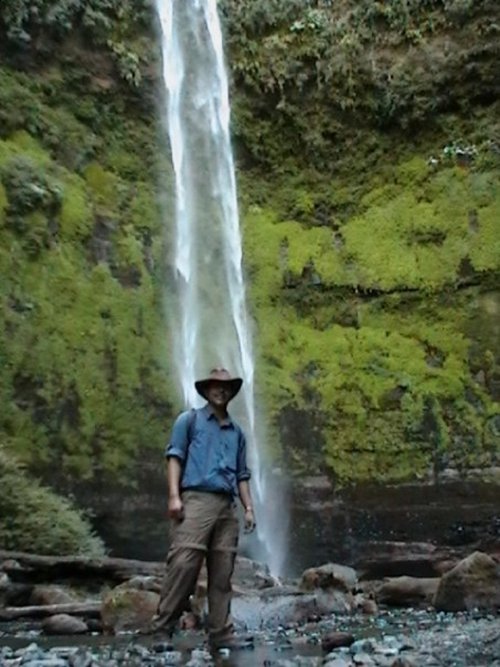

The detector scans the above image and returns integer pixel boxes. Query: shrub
[0,447,106,556]
[0,155,62,218]
[0,0,151,86]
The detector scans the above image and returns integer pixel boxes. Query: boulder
[120,575,161,593]
[42,613,88,635]
[231,589,351,629]
[355,541,460,579]
[301,563,358,592]
[233,556,276,589]
[433,551,500,611]
[322,630,355,651]
[376,576,439,607]
[292,590,352,623]
[30,585,75,606]
[101,582,159,633]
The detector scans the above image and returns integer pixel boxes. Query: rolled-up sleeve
[236,432,251,482]
[165,411,190,461]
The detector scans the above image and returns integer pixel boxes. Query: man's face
[206,381,232,408]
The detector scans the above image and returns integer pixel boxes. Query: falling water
[155,0,287,576]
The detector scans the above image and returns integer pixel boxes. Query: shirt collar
[202,403,234,428]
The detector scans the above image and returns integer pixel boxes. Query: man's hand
[168,495,184,521]
[243,508,256,534]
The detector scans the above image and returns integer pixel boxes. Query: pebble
[1,610,499,666]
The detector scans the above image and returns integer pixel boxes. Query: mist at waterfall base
[154,0,288,577]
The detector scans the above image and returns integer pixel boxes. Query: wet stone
[185,647,214,666]
[323,658,352,667]
[20,661,69,667]
[352,653,375,666]
[161,650,183,664]
[68,649,94,667]
[321,631,355,652]
[150,640,175,653]
[390,658,417,667]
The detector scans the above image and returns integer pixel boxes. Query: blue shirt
[166,405,251,497]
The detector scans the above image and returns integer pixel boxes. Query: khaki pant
[154,491,239,639]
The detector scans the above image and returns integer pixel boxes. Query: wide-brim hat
[195,368,243,401]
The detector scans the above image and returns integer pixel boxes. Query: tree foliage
[0,446,105,555]
[221,0,499,169]
[0,0,152,86]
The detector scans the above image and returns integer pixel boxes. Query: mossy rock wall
[0,58,175,482]
[0,1,498,490]
[244,155,500,482]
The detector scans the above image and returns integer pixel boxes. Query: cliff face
[226,0,500,483]
[0,1,170,482]
[0,0,499,488]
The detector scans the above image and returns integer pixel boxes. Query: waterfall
[155,0,287,576]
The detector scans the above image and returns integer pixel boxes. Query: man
[152,367,256,649]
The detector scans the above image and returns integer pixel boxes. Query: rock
[324,658,353,667]
[101,582,159,633]
[233,555,274,589]
[293,590,352,623]
[151,640,175,653]
[300,563,358,592]
[353,652,375,666]
[121,575,161,592]
[42,613,88,635]
[353,593,378,614]
[433,551,500,611]
[186,647,213,666]
[179,610,200,629]
[231,589,351,629]
[160,650,183,664]
[391,659,416,667]
[350,639,375,654]
[0,571,9,606]
[355,542,460,579]
[0,558,21,570]
[375,576,439,607]
[322,630,355,651]
[30,585,75,606]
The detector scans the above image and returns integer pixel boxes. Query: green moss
[0,68,97,169]
[245,157,500,299]
[244,143,500,482]
[0,5,499,492]
[0,183,7,225]
[0,67,174,485]
[5,130,53,165]
[59,175,94,240]
[0,131,52,168]
[83,162,123,210]
[127,182,161,234]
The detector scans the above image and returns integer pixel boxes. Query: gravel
[1,609,499,666]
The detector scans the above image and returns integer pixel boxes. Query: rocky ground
[1,544,499,666]
[1,608,499,666]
